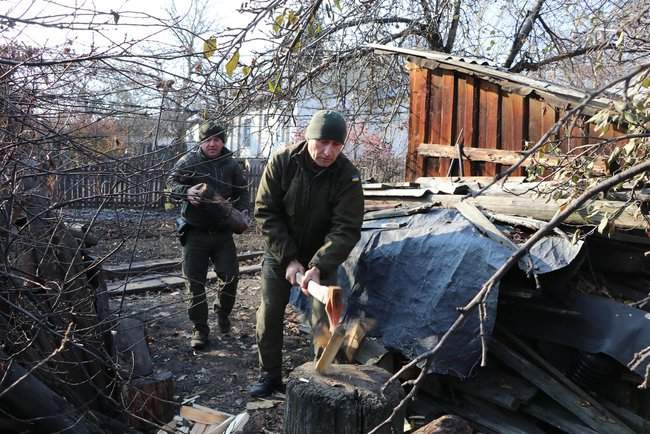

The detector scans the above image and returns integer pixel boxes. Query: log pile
[357,180,650,434]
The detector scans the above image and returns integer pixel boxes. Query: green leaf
[242,65,251,77]
[287,9,299,27]
[203,36,217,59]
[273,13,285,33]
[291,40,302,52]
[225,50,239,77]
[642,78,650,88]
[334,0,342,10]
[268,79,281,94]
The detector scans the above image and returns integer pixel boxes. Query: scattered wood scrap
[158,404,248,434]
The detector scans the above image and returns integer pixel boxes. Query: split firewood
[196,183,248,234]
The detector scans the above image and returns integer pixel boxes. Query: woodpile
[355,180,650,434]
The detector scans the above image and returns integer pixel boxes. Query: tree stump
[122,371,176,429]
[284,362,404,434]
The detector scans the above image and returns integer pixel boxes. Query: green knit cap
[304,110,347,144]
[199,120,227,143]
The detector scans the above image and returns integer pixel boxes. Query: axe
[295,272,350,374]
[295,272,343,332]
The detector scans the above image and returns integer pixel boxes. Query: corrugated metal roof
[369,44,615,110]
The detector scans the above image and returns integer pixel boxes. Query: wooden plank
[447,365,538,411]
[418,394,546,434]
[107,264,262,295]
[417,176,527,183]
[418,143,607,174]
[426,72,443,176]
[438,71,456,176]
[528,98,543,148]
[502,93,526,176]
[489,339,635,434]
[190,423,208,434]
[479,81,500,176]
[370,193,650,230]
[522,397,598,434]
[454,201,518,250]
[104,251,263,278]
[464,76,479,175]
[180,405,231,425]
[203,416,235,434]
[407,67,429,181]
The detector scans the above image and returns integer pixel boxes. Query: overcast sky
[2,0,249,52]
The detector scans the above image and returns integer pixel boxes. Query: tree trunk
[284,362,403,434]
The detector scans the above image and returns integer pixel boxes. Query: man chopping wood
[167,120,249,350]
[250,110,364,397]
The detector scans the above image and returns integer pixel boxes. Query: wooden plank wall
[406,67,624,179]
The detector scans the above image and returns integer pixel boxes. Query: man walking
[167,120,249,350]
[250,110,364,397]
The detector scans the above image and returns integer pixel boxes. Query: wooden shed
[371,44,622,182]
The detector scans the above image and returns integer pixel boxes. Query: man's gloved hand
[285,260,305,287]
[300,266,321,296]
[186,184,203,206]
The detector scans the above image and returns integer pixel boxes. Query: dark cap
[199,120,227,143]
[304,110,346,144]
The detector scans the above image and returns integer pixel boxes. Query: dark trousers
[182,227,238,329]
[255,255,329,379]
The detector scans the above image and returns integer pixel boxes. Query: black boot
[190,325,210,350]
[217,313,231,334]
[249,375,284,398]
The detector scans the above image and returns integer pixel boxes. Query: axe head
[325,285,344,332]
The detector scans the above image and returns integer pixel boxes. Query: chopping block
[284,362,404,434]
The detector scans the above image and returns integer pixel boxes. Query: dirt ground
[67,208,313,433]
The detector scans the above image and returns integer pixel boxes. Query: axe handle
[296,272,329,305]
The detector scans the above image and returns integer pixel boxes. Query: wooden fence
[57,154,266,210]
[57,154,400,210]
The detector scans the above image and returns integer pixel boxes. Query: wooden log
[122,371,176,430]
[0,350,102,434]
[417,143,608,175]
[412,415,473,434]
[284,362,404,434]
[115,317,153,378]
[489,339,635,434]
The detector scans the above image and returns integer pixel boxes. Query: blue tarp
[335,208,583,378]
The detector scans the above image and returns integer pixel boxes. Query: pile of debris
[337,179,650,434]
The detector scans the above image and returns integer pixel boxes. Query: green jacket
[254,141,364,275]
[167,147,249,229]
